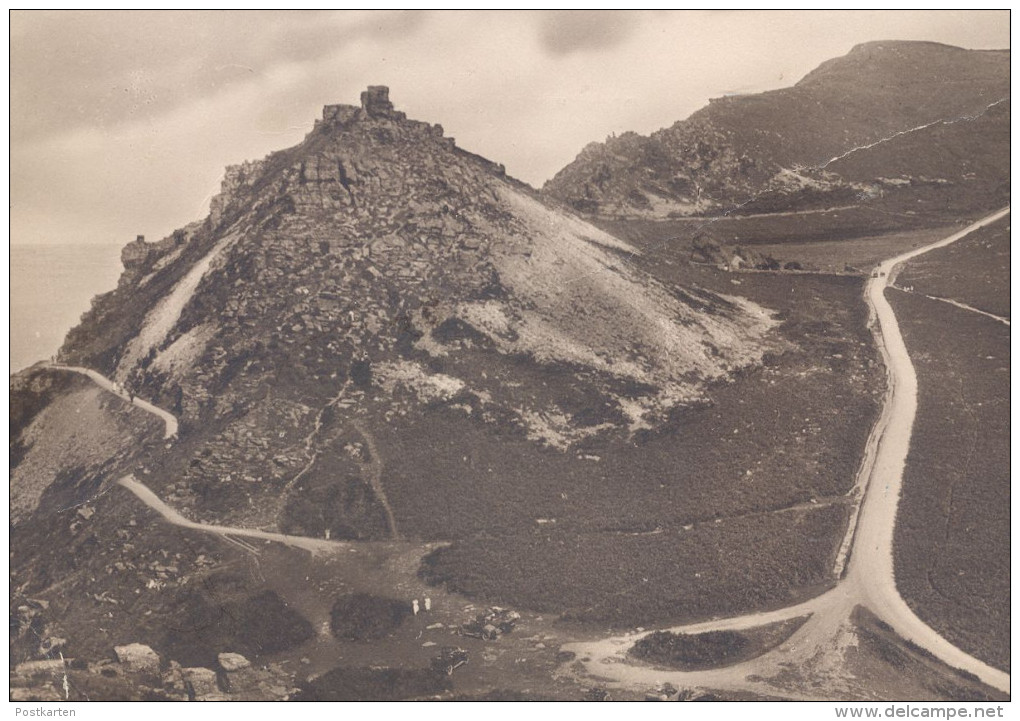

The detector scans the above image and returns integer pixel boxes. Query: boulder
[182,667,221,698]
[217,652,251,672]
[113,643,160,673]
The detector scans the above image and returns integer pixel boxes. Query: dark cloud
[10,10,426,142]
[538,10,640,56]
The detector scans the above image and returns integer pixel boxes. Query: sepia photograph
[8,9,1011,710]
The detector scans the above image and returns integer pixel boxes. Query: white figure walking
[424,597,431,613]
[412,599,420,616]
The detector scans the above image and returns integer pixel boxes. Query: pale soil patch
[116,232,240,381]
[374,360,466,403]
[11,387,159,523]
[152,323,217,379]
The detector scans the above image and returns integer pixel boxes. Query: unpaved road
[562,207,1011,697]
[117,475,341,555]
[46,364,178,439]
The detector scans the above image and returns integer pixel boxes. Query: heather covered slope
[543,42,1008,221]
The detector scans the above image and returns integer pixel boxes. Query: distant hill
[543,42,1009,221]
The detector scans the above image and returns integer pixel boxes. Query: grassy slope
[416,266,881,626]
[849,607,1008,702]
[894,214,1010,317]
[889,290,1009,672]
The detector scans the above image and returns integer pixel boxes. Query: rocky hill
[543,42,1009,220]
[16,86,775,537]
[11,87,898,701]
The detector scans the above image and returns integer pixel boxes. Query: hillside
[543,42,1009,221]
[11,87,889,701]
[27,86,776,535]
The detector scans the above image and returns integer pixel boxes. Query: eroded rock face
[121,236,152,270]
[361,85,398,118]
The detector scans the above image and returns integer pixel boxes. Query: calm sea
[10,244,125,374]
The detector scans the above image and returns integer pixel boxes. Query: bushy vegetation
[630,630,748,669]
[158,584,315,667]
[329,593,412,641]
[629,616,807,670]
[421,505,846,627]
[895,215,1010,317]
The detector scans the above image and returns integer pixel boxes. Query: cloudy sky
[10,10,1009,246]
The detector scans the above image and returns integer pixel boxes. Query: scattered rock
[182,667,220,698]
[461,607,521,640]
[11,686,63,701]
[15,659,66,676]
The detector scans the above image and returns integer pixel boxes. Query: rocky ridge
[543,42,1009,219]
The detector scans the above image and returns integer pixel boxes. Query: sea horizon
[10,242,124,374]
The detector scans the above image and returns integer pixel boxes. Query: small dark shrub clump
[330,592,412,641]
[630,630,749,670]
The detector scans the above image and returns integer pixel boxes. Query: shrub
[630,630,749,669]
[330,593,412,641]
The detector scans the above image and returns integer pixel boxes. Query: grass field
[749,227,960,274]
[889,289,1009,672]
[894,214,1010,317]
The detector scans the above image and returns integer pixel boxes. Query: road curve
[117,475,342,555]
[46,364,178,439]
[562,208,1011,697]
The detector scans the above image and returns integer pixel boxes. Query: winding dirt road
[52,364,403,555]
[561,207,1011,698]
[46,364,178,439]
[116,475,341,555]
